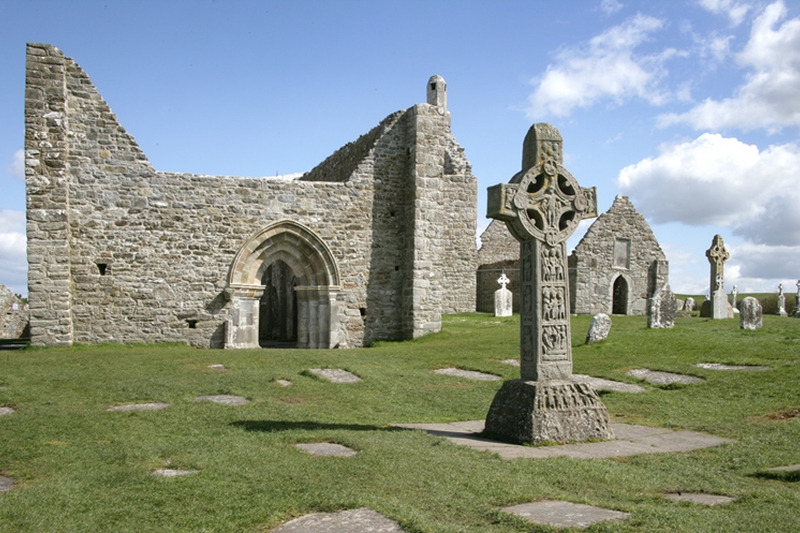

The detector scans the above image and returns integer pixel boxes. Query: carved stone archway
[612,275,629,315]
[225,221,340,349]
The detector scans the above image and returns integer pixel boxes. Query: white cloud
[698,0,752,27]
[600,0,624,15]
[6,149,24,180]
[728,242,800,282]
[659,1,800,131]
[526,14,671,118]
[0,209,27,296]
[616,134,800,245]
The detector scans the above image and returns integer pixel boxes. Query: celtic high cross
[706,235,729,294]
[484,123,611,445]
[487,123,597,381]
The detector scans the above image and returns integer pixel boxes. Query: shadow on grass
[752,470,800,483]
[231,420,405,433]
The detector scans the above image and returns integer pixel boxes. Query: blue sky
[1,0,799,299]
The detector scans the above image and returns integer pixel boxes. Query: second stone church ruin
[478,195,668,316]
[25,43,477,349]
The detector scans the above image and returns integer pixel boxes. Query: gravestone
[647,284,676,329]
[585,313,612,344]
[705,235,731,319]
[739,296,763,330]
[494,272,513,317]
[685,297,695,312]
[675,298,685,311]
[731,285,739,312]
[484,123,613,445]
[777,284,788,317]
[794,281,800,318]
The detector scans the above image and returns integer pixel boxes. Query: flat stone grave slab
[664,493,734,505]
[193,395,249,406]
[0,407,15,416]
[695,363,771,371]
[626,368,704,385]
[272,507,404,532]
[107,402,171,412]
[152,468,197,477]
[208,364,225,370]
[501,500,629,529]
[294,442,357,457]
[276,379,293,387]
[434,368,501,381]
[0,476,14,492]
[499,358,520,366]
[393,420,734,460]
[309,369,362,383]
[768,464,800,472]
[573,374,646,393]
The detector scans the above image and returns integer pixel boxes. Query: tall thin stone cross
[483,123,613,445]
[706,235,730,319]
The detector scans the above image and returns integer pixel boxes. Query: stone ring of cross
[509,160,588,245]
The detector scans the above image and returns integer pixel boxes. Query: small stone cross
[487,123,597,382]
[497,272,510,289]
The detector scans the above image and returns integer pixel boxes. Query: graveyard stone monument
[739,297,763,330]
[494,272,513,317]
[647,284,676,329]
[777,284,788,317]
[586,313,612,344]
[484,123,613,445]
[731,285,739,312]
[706,235,731,319]
[685,297,695,312]
[793,281,800,318]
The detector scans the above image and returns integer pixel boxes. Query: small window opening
[96,263,107,276]
[395,265,400,271]
[359,307,366,317]
[187,319,198,329]
[430,82,437,91]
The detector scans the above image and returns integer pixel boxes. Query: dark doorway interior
[612,276,628,315]
[259,260,298,347]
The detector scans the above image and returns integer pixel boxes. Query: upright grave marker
[793,281,800,318]
[777,283,788,317]
[495,272,513,317]
[706,235,731,319]
[484,123,614,444]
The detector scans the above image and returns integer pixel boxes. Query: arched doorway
[225,221,340,349]
[612,276,628,315]
[259,260,298,347]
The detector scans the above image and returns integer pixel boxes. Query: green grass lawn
[1,313,799,532]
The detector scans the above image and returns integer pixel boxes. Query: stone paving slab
[626,368,704,385]
[208,364,225,370]
[272,507,404,532]
[310,369,362,383]
[393,421,734,459]
[664,492,734,505]
[768,464,800,472]
[0,476,14,492]
[573,374,646,393]
[152,468,197,477]
[193,395,249,405]
[501,500,630,529]
[695,363,771,371]
[0,407,15,416]
[107,402,171,412]
[276,379,293,387]
[434,367,501,381]
[295,443,358,457]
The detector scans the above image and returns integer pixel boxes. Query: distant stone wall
[476,220,520,313]
[0,285,29,339]
[25,44,477,349]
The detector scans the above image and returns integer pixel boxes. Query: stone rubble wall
[0,285,30,339]
[25,43,477,349]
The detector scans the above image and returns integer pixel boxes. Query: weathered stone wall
[25,44,477,349]
[568,196,667,315]
[476,220,520,313]
[0,285,29,339]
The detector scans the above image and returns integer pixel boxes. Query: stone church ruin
[477,195,668,316]
[24,44,477,349]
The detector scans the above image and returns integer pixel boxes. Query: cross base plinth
[484,380,615,445]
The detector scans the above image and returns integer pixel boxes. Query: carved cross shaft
[487,124,597,382]
[705,235,729,294]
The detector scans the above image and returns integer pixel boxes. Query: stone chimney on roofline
[427,75,447,110]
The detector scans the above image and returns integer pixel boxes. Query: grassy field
[0,313,798,532]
